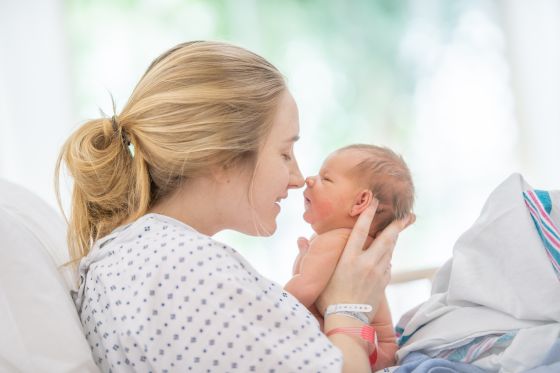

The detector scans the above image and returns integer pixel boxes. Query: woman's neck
[148,177,226,236]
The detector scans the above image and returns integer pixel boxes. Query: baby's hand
[297,236,310,254]
[292,237,311,276]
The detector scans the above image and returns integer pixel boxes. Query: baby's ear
[350,189,373,216]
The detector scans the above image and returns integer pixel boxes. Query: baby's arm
[371,293,398,369]
[291,247,306,276]
[292,235,317,275]
[284,230,348,308]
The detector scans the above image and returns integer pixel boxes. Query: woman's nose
[289,164,305,189]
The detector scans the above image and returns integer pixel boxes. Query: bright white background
[1,0,559,321]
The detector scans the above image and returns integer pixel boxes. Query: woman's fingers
[363,213,414,262]
[404,213,416,229]
[342,199,379,257]
[378,244,394,273]
[318,211,413,315]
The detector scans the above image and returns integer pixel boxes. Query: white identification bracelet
[327,310,369,324]
[325,304,373,323]
[326,304,373,314]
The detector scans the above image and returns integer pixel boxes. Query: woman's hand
[316,199,414,321]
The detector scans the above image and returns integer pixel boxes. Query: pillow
[0,179,98,372]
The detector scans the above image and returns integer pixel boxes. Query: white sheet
[396,173,560,372]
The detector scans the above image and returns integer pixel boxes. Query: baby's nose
[305,177,315,187]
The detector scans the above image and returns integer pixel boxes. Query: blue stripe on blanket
[437,332,515,362]
[535,190,552,214]
[396,324,425,347]
[525,192,560,242]
[523,190,560,279]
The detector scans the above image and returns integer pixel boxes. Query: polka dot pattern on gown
[73,213,343,372]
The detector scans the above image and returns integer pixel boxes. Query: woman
[56,41,412,372]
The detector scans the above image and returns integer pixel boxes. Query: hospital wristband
[326,303,373,313]
[326,325,378,365]
[325,303,373,323]
[325,310,369,324]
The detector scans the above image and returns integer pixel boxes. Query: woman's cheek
[283,166,292,186]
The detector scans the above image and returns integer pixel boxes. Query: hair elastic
[111,115,135,158]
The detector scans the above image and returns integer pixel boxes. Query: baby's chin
[312,218,359,235]
[304,212,350,234]
[310,221,331,235]
[303,214,326,233]
[303,213,321,231]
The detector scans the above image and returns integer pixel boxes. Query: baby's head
[303,144,414,236]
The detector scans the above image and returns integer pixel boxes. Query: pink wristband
[326,325,378,365]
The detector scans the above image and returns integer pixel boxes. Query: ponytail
[55,115,151,263]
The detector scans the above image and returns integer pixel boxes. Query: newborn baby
[284,144,414,369]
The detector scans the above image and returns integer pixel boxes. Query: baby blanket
[395,173,560,372]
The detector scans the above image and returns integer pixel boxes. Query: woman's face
[239,90,304,236]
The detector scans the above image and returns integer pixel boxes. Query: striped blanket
[524,189,560,279]
[395,174,560,372]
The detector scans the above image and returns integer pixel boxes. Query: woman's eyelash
[282,154,292,161]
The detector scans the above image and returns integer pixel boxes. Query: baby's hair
[338,144,414,234]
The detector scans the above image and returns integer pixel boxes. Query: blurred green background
[2,0,559,320]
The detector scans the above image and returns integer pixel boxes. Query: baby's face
[303,150,365,234]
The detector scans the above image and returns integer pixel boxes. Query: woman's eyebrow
[284,135,300,143]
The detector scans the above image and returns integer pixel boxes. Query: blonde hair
[339,144,414,233]
[55,41,286,264]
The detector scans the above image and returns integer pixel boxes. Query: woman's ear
[350,189,373,216]
[210,163,233,184]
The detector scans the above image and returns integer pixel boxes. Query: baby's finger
[297,237,310,252]
[342,199,379,257]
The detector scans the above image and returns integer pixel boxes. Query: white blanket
[396,173,560,372]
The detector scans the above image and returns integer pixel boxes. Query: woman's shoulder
[76,212,262,306]
[92,213,260,282]
[142,213,255,268]
[90,212,224,256]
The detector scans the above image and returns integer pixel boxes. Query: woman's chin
[255,221,277,237]
[260,226,276,237]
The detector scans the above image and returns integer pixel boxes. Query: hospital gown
[73,213,343,372]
